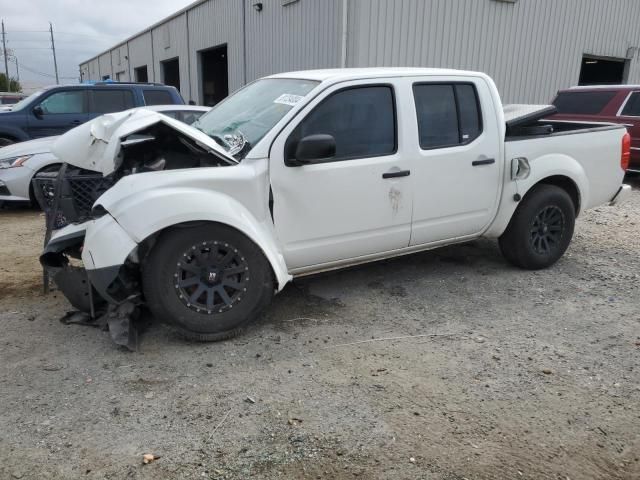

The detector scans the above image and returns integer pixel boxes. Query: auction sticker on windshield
[274,94,305,106]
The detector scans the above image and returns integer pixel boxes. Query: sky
[0,0,195,91]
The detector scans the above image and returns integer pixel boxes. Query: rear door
[408,77,502,245]
[88,89,136,119]
[26,89,89,137]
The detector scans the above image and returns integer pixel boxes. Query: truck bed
[504,121,626,210]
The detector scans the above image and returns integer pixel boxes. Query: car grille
[33,165,115,233]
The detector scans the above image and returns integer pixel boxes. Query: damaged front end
[36,109,237,349]
[40,218,143,350]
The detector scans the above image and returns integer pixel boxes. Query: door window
[413,83,482,149]
[39,90,86,114]
[620,92,640,116]
[91,90,135,114]
[288,85,396,161]
[144,89,173,106]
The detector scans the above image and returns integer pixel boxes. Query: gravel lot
[1,178,639,480]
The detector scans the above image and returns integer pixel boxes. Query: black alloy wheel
[174,240,250,314]
[529,205,565,256]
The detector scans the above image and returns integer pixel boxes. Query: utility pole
[49,22,59,84]
[1,20,9,88]
[14,56,19,83]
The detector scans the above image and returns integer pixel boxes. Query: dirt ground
[1,179,639,480]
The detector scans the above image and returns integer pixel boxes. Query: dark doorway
[161,57,181,91]
[199,45,229,107]
[135,65,149,83]
[578,56,627,85]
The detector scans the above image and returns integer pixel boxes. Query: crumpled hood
[51,109,235,176]
[0,135,59,159]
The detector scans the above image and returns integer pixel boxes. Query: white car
[42,68,631,342]
[0,105,210,205]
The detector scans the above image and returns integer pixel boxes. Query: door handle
[71,120,82,125]
[472,158,495,167]
[383,170,410,179]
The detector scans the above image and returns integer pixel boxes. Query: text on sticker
[274,94,305,106]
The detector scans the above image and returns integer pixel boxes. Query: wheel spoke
[180,262,200,274]
[189,284,207,303]
[224,265,246,275]
[541,236,549,253]
[178,276,200,288]
[222,279,244,290]
[206,287,215,309]
[215,286,233,306]
[219,251,235,267]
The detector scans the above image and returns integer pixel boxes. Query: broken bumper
[42,214,138,304]
[610,184,632,206]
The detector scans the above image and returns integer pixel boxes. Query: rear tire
[499,184,575,270]
[142,224,274,341]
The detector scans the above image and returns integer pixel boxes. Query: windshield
[9,90,45,111]
[193,78,319,160]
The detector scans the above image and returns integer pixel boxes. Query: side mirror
[33,105,44,119]
[291,134,336,165]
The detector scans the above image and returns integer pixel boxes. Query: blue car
[0,82,184,147]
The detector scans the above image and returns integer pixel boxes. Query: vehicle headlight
[0,155,33,169]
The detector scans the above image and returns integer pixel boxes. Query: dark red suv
[552,86,640,172]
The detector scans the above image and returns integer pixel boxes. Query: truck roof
[268,67,487,82]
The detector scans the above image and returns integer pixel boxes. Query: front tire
[499,184,575,270]
[142,224,274,341]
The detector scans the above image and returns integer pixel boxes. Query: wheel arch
[101,188,292,291]
[484,154,588,238]
[137,220,284,290]
[530,175,581,214]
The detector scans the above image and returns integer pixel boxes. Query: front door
[270,80,413,272]
[26,89,89,138]
[408,78,502,245]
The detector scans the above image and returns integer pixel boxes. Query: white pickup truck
[40,68,631,341]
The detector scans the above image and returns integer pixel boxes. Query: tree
[0,73,22,92]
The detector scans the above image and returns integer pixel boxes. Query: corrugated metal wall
[128,32,154,82]
[111,43,130,81]
[187,0,245,103]
[79,0,640,104]
[151,13,190,99]
[97,53,112,80]
[243,0,342,82]
[346,0,640,103]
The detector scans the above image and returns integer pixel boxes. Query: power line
[7,30,118,40]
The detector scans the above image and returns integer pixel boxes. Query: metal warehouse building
[80,0,640,105]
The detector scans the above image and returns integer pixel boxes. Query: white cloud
[0,0,195,90]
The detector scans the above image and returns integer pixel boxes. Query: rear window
[91,90,135,114]
[620,92,640,117]
[413,83,482,149]
[552,91,617,115]
[144,90,173,106]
